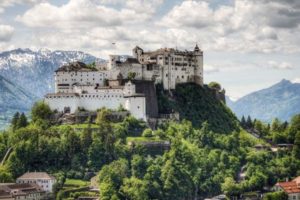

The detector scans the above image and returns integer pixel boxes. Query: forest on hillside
[0,84,299,200]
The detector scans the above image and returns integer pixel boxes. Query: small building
[274,176,300,200]
[16,172,56,193]
[0,183,45,200]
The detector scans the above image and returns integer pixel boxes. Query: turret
[132,46,143,61]
[193,44,203,85]
[108,55,120,70]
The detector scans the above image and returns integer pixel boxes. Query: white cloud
[267,61,294,70]
[204,64,220,74]
[16,0,163,28]
[0,25,14,42]
[291,78,300,83]
[0,0,43,13]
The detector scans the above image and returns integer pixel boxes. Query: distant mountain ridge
[228,79,300,122]
[0,48,103,129]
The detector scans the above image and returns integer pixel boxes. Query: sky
[0,0,300,100]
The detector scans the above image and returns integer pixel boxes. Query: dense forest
[0,83,299,200]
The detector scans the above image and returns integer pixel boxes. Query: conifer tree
[240,116,246,128]
[11,112,20,131]
[17,113,28,129]
[246,115,253,129]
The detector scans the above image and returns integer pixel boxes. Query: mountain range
[228,79,300,122]
[0,48,103,129]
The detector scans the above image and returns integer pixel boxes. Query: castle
[44,45,204,121]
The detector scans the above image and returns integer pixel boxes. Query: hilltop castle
[44,45,204,121]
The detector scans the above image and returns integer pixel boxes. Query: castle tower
[132,46,143,61]
[193,44,203,85]
[108,55,120,70]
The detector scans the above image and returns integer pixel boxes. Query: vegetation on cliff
[157,83,238,133]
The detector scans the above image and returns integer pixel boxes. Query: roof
[0,183,45,197]
[17,172,56,180]
[123,57,140,64]
[55,61,97,72]
[276,180,300,194]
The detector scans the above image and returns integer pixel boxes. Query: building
[274,176,300,200]
[0,183,45,200]
[16,172,56,193]
[45,45,204,121]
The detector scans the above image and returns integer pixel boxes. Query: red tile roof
[276,180,300,194]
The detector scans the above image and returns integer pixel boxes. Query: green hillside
[157,83,239,133]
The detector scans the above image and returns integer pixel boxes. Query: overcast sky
[0,0,300,100]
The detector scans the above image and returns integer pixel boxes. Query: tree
[120,177,149,200]
[131,155,147,178]
[0,165,13,182]
[208,82,221,91]
[11,112,20,131]
[240,116,246,128]
[142,128,152,137]
[221,177,241,197]
[98,159,129,199]
[31,101,52,125]
[128,72,136,80]
[292,131,300,159]
[246,116,253,129]
[263,191,288,200]
[17,113,28,129]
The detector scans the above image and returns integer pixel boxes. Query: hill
[157,83,239,133]
[229,79,300,122]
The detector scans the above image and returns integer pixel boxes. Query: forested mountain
[229,79,300,122]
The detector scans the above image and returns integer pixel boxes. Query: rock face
[0,48,103,129]
[229,79,300,122]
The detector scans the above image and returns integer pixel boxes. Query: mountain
[0,48,103,129]
[229,79,300,122]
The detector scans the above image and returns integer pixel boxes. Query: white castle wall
[55,71,110,93]
[45,82,147,120]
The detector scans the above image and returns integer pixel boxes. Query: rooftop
[276,176,300,194]
[17,172,55,180]
[55,61,98,72]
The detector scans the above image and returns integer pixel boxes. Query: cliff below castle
[157,83,238,133]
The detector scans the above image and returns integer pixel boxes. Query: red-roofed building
[274,176,300,200]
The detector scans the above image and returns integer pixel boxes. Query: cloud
[204,64,220,74]
[16,0,163,28]
[0,0,42,13]
[159,1,214,28]
[0,25,14,42]
[267,61,294,70]
[291,78,300,83]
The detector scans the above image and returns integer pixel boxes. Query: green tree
[120,177,149,200]
[127,72,136,80]
[11,112,20,131]
[98,159,129,200]
[31,101,52,126]
[17,113,28,129]
[292,131,300,159]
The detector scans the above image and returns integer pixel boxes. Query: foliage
[263,191,288,200]
[208,81,222,91]
[157,83,239,133]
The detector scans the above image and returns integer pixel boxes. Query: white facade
[16,172,56,193]
[45,82,147,121]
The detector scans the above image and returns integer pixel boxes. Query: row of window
[47,94,123,98]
